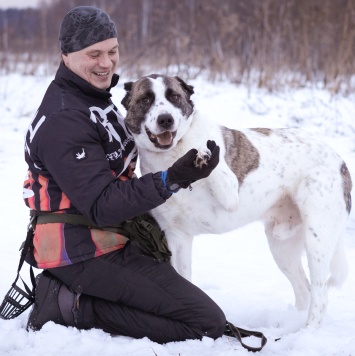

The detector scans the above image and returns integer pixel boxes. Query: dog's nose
[157,114,174,129]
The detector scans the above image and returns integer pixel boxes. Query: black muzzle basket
[0,215,36,320]
[0,274,35,320]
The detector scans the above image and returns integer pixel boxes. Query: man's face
[62,38,119,90]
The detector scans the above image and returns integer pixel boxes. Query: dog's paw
[194,147,211,168]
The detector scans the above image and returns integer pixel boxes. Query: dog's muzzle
[157,113,174,130]
[146,113,177,149]
[145,128,177,148]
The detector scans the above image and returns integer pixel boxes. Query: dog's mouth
[145,128,177,149]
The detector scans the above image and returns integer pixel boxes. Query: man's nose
[98,54,112,67]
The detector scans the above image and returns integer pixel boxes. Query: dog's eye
[170,94,180,102]
[140,97,151,105]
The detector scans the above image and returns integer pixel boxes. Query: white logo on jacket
[89,104,132,149]
[25,112,46,159]
[75,148,86,160]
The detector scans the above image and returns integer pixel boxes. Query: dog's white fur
[122,75,352,327]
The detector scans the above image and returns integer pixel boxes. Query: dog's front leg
[209,161,240,211]
[195,147,239,211]
[165,229,194,281]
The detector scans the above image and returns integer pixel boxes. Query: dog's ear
[121,82,133,109]
[175,76,194,97]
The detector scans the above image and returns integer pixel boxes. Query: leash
[224,321,267,352]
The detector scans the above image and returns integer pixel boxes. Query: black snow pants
[48,242,226,343]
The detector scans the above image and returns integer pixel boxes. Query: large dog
[121,74,352,327]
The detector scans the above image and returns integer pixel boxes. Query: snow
[0,72,354,356]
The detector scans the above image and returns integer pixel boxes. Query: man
[24,6,225,343]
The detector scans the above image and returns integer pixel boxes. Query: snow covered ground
[0,72,354,355]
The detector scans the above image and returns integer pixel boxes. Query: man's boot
[27,271,77,331]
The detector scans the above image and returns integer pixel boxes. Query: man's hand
[163,140,220,192]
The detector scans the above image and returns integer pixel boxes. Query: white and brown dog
[121,74,352,327]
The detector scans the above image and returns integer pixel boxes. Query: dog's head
[121,74,195,151]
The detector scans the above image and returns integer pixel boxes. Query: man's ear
[121,82,133,109]
[61,53,69,65]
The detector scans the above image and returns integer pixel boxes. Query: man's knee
[208,307,227,339]
[202,305,226,339]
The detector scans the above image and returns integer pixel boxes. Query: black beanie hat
[59,6,117,54]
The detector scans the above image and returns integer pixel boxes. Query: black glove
[163,140,220,193]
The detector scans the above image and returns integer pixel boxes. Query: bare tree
[1,0,355,93]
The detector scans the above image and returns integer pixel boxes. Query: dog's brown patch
[122,77,155,134]
[341,162,352,213]
[251,128,272,136]
[222,126,260,186]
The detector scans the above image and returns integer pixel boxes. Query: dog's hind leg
[328,233,348,288]
[303,216,348,327]
[263,196,311,311]
[264,220,311,311]
[297,176,349,327]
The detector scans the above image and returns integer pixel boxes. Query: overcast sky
[0,0,46,9]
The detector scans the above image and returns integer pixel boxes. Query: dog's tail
[328,233,349,288]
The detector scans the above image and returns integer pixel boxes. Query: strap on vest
[30,210,127,235]
[30,210,171,262]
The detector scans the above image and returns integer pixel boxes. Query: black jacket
[23,62,170,268]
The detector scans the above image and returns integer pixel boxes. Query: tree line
[1,0,355,93]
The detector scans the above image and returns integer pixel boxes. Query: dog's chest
[152,181,239,234]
